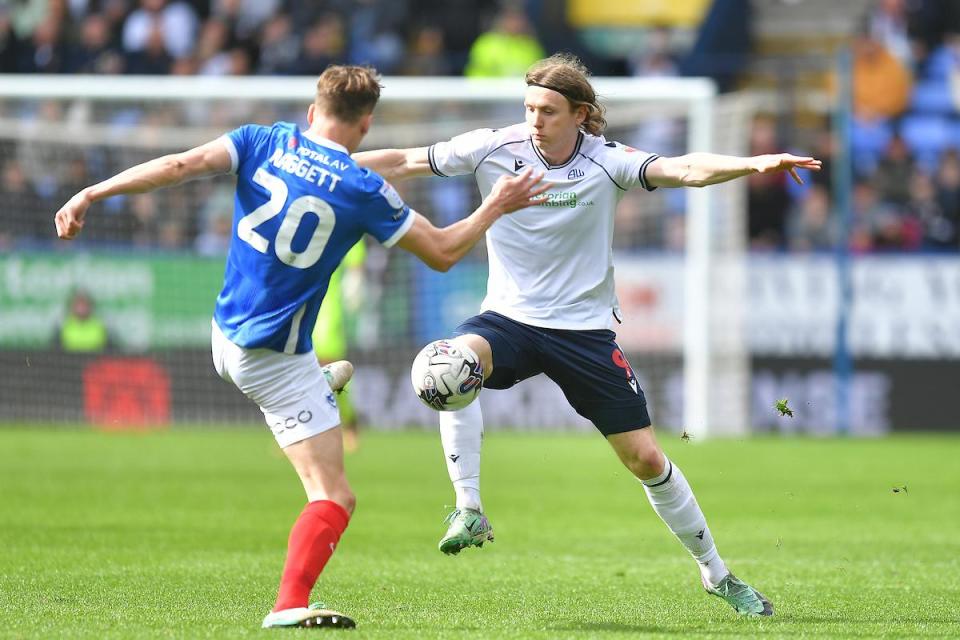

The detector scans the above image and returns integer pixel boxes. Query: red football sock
[273,500,350,612]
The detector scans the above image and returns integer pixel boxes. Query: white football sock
[438,400,484,511]
[641,457,728,586]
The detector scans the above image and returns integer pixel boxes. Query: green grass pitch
[1,427,958,639]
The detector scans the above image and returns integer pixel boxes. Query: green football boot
[703,573,774,616]
[438,508,494,555]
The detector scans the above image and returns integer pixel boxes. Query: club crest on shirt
[567,168,584,179]
[379,181,404,210]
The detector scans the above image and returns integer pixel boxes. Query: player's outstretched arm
[353,147,433,181]
[645,152,821,189]
[396,168,548,271]
[55,139,233,240]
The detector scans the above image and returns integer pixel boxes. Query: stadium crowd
[1,0,959,253]
[748,0,960,253]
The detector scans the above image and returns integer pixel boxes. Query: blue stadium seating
[910,80,955,115]
[851,118,893,173]
[901,114,953,170]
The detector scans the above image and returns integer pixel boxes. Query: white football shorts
[211,320,341,448]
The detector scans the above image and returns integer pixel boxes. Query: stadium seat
[949,119,960,151]
[910,80,956,115]
[850,118,893,172]
[900,115,953,170]
[921,45,955,83]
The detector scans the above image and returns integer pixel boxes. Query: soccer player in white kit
[356,53,820,617]
[53,65,548,630]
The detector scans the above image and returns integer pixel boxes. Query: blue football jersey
[214,122,413,354]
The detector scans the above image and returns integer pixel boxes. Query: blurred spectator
[867,0,912,66]
[787,184,838,252]
[66,13,124,73]
[54,288,113,353]
[806,125,835,194]
[871,134,915,206]
[194,212,232,255]
[125,19,171,74]
[409,0,497,74]
[747,115,791,249]
[849,180,908,252]
[255,11,298,75]
[628,26,679,78]
[402,25,452,76]
[286,14,346,76]
[626,26,683,164]
[194,184,234,255]
[907,169,956,249]
[346,0,406,74]
[678,0,751,93]
[19,15,65,72]
[195,17,234,75]
[129,192,160,246]
[169,53,198,75]
[935,149,960,222]
[212,0,279,43]
[906,0,960,58]
[464,5,544,78]
[0,7,21,72]
[850,29,913,121]
[122,0,198,61]
[1,160,44,243]
[157,219,186,248]
[9,0,59,39]
[223,46,251,75]
[945,32,960,109]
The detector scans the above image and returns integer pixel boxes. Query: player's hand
[54,191,92,240]
[488,168,551,213]
[751,154,822,185]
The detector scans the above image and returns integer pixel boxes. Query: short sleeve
[220,124,270,174]
[604,141,660,192]
[361,173,414,248]
[428,128,498,177]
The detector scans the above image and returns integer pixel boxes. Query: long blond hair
[525,53,606,136]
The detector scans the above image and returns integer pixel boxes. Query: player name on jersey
[267,146,347,191]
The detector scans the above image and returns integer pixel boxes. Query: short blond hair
[525,53,606,136]
[315,65,383,123]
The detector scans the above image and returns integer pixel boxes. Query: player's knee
[452,334,493,379]
[622,445,665,481]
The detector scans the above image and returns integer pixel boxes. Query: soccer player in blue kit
[54,65,548,629]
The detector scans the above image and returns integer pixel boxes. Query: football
[410,339,484,411]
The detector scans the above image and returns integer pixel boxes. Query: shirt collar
[302,131,349,155]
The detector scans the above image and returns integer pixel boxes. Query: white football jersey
[429,123,659,330]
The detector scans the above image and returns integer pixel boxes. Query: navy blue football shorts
[454,311,652,436]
